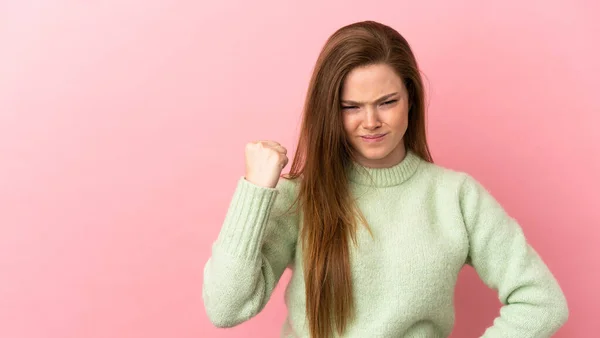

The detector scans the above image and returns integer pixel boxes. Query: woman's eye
[341,106,357,110]
[382,100,398,106]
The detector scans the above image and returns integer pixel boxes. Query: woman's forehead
[341,64,405,102]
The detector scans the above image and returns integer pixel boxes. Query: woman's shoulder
[274,174,302,199]
[278,173,301,186]
[417,159,472,184]
[414,159,488,201]
[418,159,504,209]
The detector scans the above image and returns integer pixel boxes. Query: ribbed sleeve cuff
[214,177,279,260]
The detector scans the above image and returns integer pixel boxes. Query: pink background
[1,1,598,337]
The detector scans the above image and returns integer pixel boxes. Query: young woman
[202,20,569,338]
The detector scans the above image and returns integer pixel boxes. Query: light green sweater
[202,150,569,337]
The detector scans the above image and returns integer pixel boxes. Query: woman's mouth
[360,133,387,142]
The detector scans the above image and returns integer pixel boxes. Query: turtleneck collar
[347,150,422,187]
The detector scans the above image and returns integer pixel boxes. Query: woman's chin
[357,149,392,161]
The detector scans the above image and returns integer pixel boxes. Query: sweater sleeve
[202,176,299,328]
[459,174,569,338]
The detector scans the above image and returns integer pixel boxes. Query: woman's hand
[244,140,289,188]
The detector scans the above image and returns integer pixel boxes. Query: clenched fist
[244,140,289,188]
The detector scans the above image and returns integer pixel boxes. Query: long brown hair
[285,20,433,338]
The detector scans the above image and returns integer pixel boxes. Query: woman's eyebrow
[341,92,399,105]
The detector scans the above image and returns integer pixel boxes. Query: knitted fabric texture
[202,151,569,337]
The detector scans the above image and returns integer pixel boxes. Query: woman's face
[340,63,409,168]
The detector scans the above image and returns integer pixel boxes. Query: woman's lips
[360,133,387,142]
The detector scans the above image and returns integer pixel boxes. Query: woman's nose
[363,107,381,129]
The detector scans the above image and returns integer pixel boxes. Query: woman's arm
[459,174,569,337]
[202,177,299,328]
